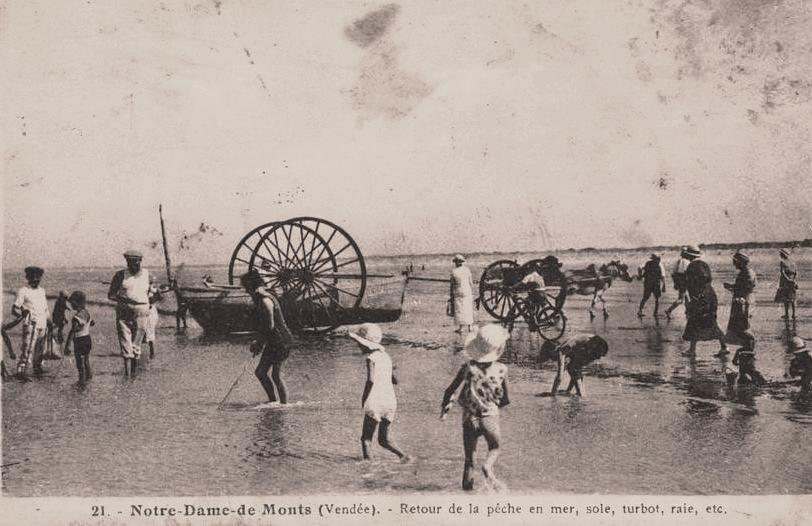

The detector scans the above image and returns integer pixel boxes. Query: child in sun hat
[731,330,765,386]
[788,336,811,393]
[441,323,510,491]
[539,333,608,396]
[348,323,409,462]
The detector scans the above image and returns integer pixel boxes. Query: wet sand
[2,248,810,495]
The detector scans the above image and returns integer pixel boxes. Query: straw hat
[123,249,143,259]
[464,324,509,363]
[732,250,750,265]
[452,254,466,263]
[348,323,384,351]
[683,245,702,259]
[790,336,807,354]
[779,248,790,258]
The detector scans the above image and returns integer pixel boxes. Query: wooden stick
[158,204,174,285]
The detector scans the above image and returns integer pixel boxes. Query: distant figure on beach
[65,291,95,383]
[723,251,756,353]
[539,333,608,397]
[637,254,666,318]
[682,246,727,355]
[349,323,409,462]
[788,337,812,394]
[774,248,798,321]
[665,247,691,319]
[12,266,52,380]
[51,290,71,345]
[170,278,188,330]
[108,250,150,377]
[241,269,293,405]
[441,324,510,491]
[449,254,475,333]
[730,331,765,386]
[146,276,162,359]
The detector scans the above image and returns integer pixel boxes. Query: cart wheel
[478,260,521,322]
[520,259,566,304]
[533,305,566,341]
[229,217,367,334]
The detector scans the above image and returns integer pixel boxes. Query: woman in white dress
[450,254,475,333]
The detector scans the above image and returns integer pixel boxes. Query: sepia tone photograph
[2,0,811,524]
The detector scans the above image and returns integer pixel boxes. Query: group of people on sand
[241,261,609,491]
[634,245,807,389]
[2,250,168,383]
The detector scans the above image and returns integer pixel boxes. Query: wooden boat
[161,210,409,335]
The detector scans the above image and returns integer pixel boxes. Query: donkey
[563,260,635,319]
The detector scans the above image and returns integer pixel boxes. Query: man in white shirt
[12,266,52,379]
[108,250,150,376]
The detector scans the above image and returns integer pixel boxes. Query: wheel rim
[478,260,520,321]
[535,306,566,341]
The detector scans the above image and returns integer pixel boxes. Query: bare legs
[255,350,288,404]
[462,416,503,491]
[361,415,406,460]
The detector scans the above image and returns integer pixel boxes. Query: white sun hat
[464,324,509,363]
[348,323,384,351]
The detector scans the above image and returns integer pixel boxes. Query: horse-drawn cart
[478,257,568,341]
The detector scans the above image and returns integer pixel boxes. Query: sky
[3,0,811,269]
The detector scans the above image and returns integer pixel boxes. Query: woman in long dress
[774,248,798,320]
[450,254,475,333]
[724,251,757,349]
[682,246,726,354]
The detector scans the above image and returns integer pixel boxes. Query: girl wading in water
[241,270,294,405]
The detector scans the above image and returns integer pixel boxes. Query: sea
[2,247,811,495]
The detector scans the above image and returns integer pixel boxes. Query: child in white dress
[349,323,410,462]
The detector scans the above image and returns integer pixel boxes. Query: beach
[2,247,810,496]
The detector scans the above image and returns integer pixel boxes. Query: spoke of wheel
[304,221,321,268]
[257,236,284,269]
[291,222,314,270]
[271,227,290,269]
[253,252,283,272]
[311,243,353,273]
[310,280,350,310]
[308,228,339,273]
[313,279,360,299]
[303,282,333,325]
[264,231,294,270]
[288,223,311,270]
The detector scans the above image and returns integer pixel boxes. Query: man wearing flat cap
[108,250,151,376]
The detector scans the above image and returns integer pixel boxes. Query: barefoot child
[349,323,409,462]
[65,291,95,382]
[788,337,811,394]
[441,324,510,491]
[731,330,765,386]
[539,334,608,396]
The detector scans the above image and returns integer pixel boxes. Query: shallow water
[2,248,811,495]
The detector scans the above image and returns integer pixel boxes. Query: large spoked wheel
[533,305,567,341]
[228,217,367,334]
[478,260,521,322]
[520,259,566,305]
